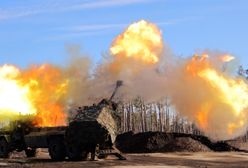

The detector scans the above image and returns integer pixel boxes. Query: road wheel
[67,146,88,161]
[25,148,37,157]
[97,154,107,159]
[0,138,9,158]
[48,138,66,161]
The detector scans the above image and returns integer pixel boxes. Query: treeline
[117,97,248,142]
[117,97,203,135]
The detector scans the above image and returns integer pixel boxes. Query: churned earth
[0,151,248,168]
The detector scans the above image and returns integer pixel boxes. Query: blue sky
[0,0,247,68]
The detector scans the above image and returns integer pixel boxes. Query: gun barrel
[109,80,123,101]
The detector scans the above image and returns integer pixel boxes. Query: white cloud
[45,19,184,41]
[69,23,127,31]
[73,0,152,9]
[0,0,154,21]
[61,17,198,33]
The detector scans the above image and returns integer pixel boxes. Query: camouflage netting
[70,102,119,145]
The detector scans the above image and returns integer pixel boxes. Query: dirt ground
[0,151,248,168]
[115,132,247,153]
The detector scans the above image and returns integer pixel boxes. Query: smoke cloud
[0,20,247,140]
[64,20,248,140]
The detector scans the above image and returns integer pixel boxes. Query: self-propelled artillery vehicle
[0,81,125,161]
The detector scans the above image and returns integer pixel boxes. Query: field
[1,151,248,168]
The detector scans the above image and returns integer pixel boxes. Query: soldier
[73,142,96,161]
[246,69,248,80]
[77,107,82,113]
[88,143,96,161]
[238,65,244,76]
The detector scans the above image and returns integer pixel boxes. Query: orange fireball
[0,64,68,127]
[221,54,235,62]
[185,54,248,139]
[110,20,163,64]
[0,65,36,116]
